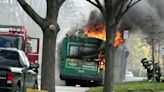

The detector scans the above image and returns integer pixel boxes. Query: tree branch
[46,0,63,22]
[128,0,141,8]
[86,0,107,20]
[112,0,126,29]
[95,0,107,19]
[114,0,122,10]
[46,0,56,20]
[95,0,101,7]
[115,0,141,26]
[122,0,141,15]
[54,0,65,8]
[115,0,126,17]
[59,0,65,6]
[86,0,99,8]
[17,0,44,27]
[128,0,133,6]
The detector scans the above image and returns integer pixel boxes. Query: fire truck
[0,25,40,72]
[59,35,105,86]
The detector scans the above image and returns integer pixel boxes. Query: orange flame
[84,23,123,48]
[114,31,123,48]
[84,23,106,41]
[98,50,105,69]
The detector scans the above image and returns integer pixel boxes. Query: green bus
[59,36,105,86]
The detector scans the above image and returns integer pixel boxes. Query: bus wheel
[65,80,75,86]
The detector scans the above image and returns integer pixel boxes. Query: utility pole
[158,40,160,64]
[151,33,155,82]
[163,55,164,77]
[161,47,164,77]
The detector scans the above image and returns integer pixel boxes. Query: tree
[86,0,141,92]
[17,0,65,92]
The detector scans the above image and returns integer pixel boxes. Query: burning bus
[59,35,105,86]
[59,22,125,86]
[59,23,106,86]
[60,23,123,86]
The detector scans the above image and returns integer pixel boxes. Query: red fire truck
[0,25,40,71]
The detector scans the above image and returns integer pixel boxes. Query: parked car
[0,48,38,92]
[125,71,134,77]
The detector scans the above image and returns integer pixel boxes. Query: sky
[0,0,95,40]
[0,0,164,40]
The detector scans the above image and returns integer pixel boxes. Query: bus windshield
[0,36,22,49]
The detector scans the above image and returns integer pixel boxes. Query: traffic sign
[160,48,164,55]
[123,30,129,39]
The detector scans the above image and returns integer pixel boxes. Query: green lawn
[86,81,164,92]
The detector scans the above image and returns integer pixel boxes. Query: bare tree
[86,0,141,92]
[17,0,65,92]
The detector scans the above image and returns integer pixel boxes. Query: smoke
[121,0,164,34]
[83,0,164,35]
[148,0,164,19]
[120,0,164,71]
[87,10,104,25]
[57,0,164,42]
[62,10,105,36]
[80,0,164,34]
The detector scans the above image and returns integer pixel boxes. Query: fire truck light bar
[0,25,25,33]
[0,28,10,32]
[0,25,23,29]
[0,28,21,33]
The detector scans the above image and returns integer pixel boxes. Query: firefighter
[155,63,161,82]
[141,58,161,82]
[141,58,149,69]
[141,58,153,80]
[147,60,153,80]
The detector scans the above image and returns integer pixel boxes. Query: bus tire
[65,80,75,86]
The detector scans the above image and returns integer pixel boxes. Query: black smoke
[121,0,164,34]
[87,10,105,26]
[67,0,164,36]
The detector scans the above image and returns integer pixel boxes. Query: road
[38,75,90,92]
[37,73,146,91]
[37,76,146,92]
[56,86,90,92]
[55,77,145,92]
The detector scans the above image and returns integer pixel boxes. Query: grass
[86,81,164,92]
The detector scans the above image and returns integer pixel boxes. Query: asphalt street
[56,86,90,92]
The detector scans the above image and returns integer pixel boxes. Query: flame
[84,23,123,48]
[114,31,123,48]
[84,23,106,41]
[98,50,105,69]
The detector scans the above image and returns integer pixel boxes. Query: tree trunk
[103,24,115,92]
[41,25,59,92]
